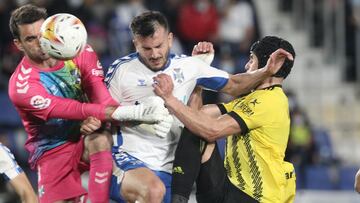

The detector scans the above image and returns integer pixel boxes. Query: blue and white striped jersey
[105,53,229,172]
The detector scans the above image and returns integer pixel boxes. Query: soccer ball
[40,13,87,60]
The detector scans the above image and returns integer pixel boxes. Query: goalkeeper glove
[111,96,169,123]
[138,114,174,138]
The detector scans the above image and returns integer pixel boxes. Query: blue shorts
[110,150,172,203]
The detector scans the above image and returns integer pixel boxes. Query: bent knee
[140,179,166,203]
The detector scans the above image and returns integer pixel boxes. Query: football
[40,13,87,60]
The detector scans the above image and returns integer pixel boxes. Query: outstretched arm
[221,48,294,96]
[153,74,241,142]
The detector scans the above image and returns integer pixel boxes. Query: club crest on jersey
[137,79,146,86]
[173,68,184,83]
[30,95,51,109]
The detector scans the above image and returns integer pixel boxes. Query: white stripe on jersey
[106,53,229,173]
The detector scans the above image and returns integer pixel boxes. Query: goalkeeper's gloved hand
[138,114,174,138]
[111,96,169,123]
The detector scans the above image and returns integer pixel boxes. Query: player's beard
[27,46,51,64]
[141,49,170,72]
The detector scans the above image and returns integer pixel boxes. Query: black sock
[171,128,203,201]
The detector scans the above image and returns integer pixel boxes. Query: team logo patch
[173,68,184,83]
[30,95,51,109]
[137,79,146,86]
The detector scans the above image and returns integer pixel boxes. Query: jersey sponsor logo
[172,68,184,83]
[16,65,32,94]
[92,68,104,77]
[30,95,51,109]
[237,102,254,116]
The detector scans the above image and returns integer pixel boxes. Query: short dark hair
[130,11,169,37]
[9,4,47,39]
[250,36,296,78]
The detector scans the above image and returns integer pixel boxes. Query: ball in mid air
[40,13,87,60]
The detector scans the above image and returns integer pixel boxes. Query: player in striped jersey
[154,36,296,203]
[103,11,289,203]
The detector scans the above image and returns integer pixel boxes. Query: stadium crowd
[0,0,358,202]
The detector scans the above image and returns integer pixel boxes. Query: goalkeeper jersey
[105,52,229,173]
[8,45,117,168]
[220,85,294,203]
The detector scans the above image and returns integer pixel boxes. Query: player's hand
[192,41,214,55]
[81,116,102,135]
[111,96,169,123]
[138,114,174,138]
[192,41,215,65]
[264,48,294,75]
[153,73,174,101]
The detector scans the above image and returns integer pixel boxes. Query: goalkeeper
[8,4,168,203]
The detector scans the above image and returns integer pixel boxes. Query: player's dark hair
[9,4,47,40]
[130,11,169,37]
[250,36,296,78]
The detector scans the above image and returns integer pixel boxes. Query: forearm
[10,173,37,203]
[48,99,109,121]
[165,96,220,142]
[222,68,271,96]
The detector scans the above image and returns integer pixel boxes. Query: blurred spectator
[218,0,256,72]
[108,0,147,58]
[286,108,317,166]
[0,0,18,90]
[158,0,181,33]
[176,0,219,54]
[345,0,358,82]
[285,107,318,188]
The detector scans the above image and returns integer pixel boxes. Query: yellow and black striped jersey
[219,85,295,203]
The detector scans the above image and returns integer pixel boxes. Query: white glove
[138,114,174,138]
[111,96,169,123]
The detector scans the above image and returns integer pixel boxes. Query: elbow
[199,127,221,142]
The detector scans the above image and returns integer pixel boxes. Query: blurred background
[0,0,360,202]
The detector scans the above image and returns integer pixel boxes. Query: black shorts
[195,143,258,203]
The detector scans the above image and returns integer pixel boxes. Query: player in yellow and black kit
[220,84,295,203]
[153,36,296,203]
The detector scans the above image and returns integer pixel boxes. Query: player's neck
[26,56,58,69]
[255,77,283,90]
